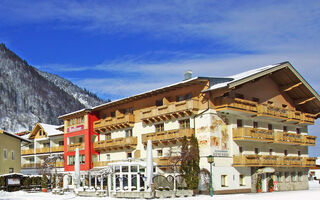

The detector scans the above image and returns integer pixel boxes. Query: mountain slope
[0,43,105,132]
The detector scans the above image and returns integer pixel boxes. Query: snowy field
[1,181,320,200]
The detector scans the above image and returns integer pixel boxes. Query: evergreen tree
[180,134,200,190]
[52,174,56,188]
[41,174,48,189]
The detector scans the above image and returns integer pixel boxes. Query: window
[3,149,7,160]
[59,141,64,146]
[106,133,111,140]
[43,143,50,148]
[239,175,245,186]
[111,111,116,117]
[127,152,132,159]
[284,150,288,156]
[283,126,287,132]
[237,119,243,128]
[107,154,110,161]
[68,156,75,165]
[125,129,133,137]
[79,137,83,143]
[282,104,288,108]
[155,123,164,132]
[268,124,273,131]
[179,119,190,129]
[296,128,301,134]
[298,151,301,156]
[157,149,163,157]
[285,172,289,182]
[156,99,163,107]
[239,146,243,154]
[176,96,184,102]
[269,149,273,155]
[80,155,85,164]
[185,93,192,100]
[254,148,259,155]
[221,175,227,187]
[252,97,260,103]
[9,168,13,173]
[291,172,296,182]
[253,121,258,128]
[11,151,14,160]
[298,172,302,181]
[235,93,244,99]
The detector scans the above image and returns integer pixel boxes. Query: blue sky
[0,0,320,156]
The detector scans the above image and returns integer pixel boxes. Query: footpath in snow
[0,181,320,200]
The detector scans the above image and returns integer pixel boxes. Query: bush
[268,178,274,189]
[23,177,31,188]
[256,176,262,191]
[0,176,5,187]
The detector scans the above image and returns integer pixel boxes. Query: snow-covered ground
[1,181,320,200]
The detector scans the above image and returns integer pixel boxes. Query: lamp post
[207,155,214,197]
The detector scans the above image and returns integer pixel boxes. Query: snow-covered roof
[0,130,30,143]
[38,123,63,136]
[207,63,280,91]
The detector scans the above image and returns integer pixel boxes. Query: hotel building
[59,62,319,194]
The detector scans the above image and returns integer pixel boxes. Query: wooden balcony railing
[154,156,180,166]
[301,135,317,146]
[214,96,315,124]
[94,114,135,132]
[214,97,258,113]
[274,132,303,145]
[36,147,50,154]
[93,137,137,151]
[93,160,118,167]
[67,143,85,152]
[141,99,199,123]
[55,161,65,168]
[51,146,64,152]
[21,163,42,168]
[233,127,273,142]
[142,128,194,145]
[21,149,34,155]
[233,155,316,167]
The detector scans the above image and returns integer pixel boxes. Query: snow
[208,64,279,90]
[1,181,319,200]
[39,123,63,136]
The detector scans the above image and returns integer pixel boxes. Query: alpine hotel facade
[58,62,319,194]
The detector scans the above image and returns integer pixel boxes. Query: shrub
[41,174,48,189]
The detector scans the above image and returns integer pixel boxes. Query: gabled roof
[28,123,63,139]
[206,61,320,115]
[0,129,30,143]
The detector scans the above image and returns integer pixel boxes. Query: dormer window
[156,99,163,106]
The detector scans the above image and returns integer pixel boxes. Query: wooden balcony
[51,146,64,152]
[21,163,42,168]
[215,97,258,114]
[142,128,194,145]
[55,161,65,168]
[93,137,137,151]
[233,155,316,167]
[214,97,315,124]
[274,131,303,145]
[301,135,317,146]
[94,114,135,132]
[36,147,50,154]
[233,127,273,142]
[141,99,199,123]
[67,143,85,152]
[93,160,116,167]
[154,156,180,166]
[21,149,34,155]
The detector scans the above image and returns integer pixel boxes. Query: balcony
[55,161,65,168]
[274,132,303,145]
[215,97,258,115]
[93,160,114,167]
[233,127,273,142]
[94,114,135,132]
[21,163,42,168]
[67,143,85,152]
[141,99,199,123]
[36,147,50,154]
[233,155,316,167]
[21,149,34,155]
[154,156,180,166]
[301,135,317,146]
[93,137,137,151]
[214,97,316,124]
[51,146,64,152]
[142,128,194,145]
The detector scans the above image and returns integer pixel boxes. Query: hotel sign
[212,150,229,157]
[8,178,20,185]
[67,125,84,133]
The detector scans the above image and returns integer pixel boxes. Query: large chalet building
[22,62,320,194]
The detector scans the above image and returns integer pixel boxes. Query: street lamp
[207,155,214,197]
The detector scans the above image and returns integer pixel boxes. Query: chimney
[184,70,192,80]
